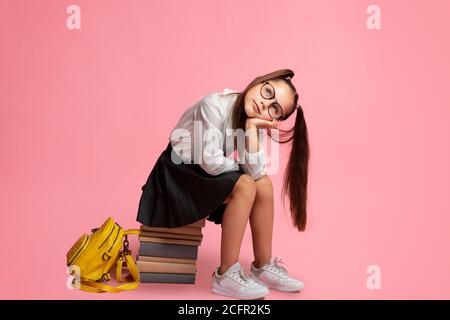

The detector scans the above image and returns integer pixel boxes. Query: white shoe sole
[250,274,304,293]
[211,286,268,300]
[267,284,304,292]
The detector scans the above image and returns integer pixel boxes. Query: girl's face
[244,79,295,121]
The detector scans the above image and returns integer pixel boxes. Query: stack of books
[137,218,205,284]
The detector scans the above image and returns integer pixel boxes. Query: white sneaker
[211,262,269,300]
[250,256,304,292]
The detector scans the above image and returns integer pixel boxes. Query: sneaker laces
[230,268,252,286]
[266,256,288,277]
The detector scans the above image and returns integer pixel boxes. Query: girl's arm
[244,123,261,154]
[193,97,240,176]
[239,118,278,180]
[244,124,266,181]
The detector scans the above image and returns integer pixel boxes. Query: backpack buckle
[123,235,130,251]
[101,273,111,282]
[102,252,112,261]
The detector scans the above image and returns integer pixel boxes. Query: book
[186,218,206,228]
[140,272,196,284]
[137,260,196,274]
[137,255,196,265]
[141,218,205,229]
[140,225,203,236]
[140,230,203,242]
[139,241,198,259]
[139,235,201,247]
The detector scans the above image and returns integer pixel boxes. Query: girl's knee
[255,175,273,199]
[233,174,256,199]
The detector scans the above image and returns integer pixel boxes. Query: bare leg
[249,175,274,268]
[219,174,256,274]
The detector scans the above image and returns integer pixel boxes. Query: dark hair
[231,69,310,231]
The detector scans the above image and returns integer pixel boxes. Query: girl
[137,68,309,300]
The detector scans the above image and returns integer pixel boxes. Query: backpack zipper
[107,227,121,254]
[68,235,89,266]
[98,223,117,249]
[101,227,122,262]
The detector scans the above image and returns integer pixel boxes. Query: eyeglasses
[260,81,284,120]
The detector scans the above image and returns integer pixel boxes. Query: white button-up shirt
[169,88,266,180]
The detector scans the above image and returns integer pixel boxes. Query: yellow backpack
[66,217,141,293]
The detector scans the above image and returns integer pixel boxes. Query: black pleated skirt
[136,142,244,228]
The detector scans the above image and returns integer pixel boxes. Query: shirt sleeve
[238,129,267,180]
[193,96,240,176]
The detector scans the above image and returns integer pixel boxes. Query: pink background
[1,0,449,299]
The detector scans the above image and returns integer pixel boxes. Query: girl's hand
[246,117,279,130]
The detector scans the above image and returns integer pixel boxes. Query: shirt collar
[224,92,239,130]
[222,88,239,95]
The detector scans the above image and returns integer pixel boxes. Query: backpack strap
[79,229,141,293]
